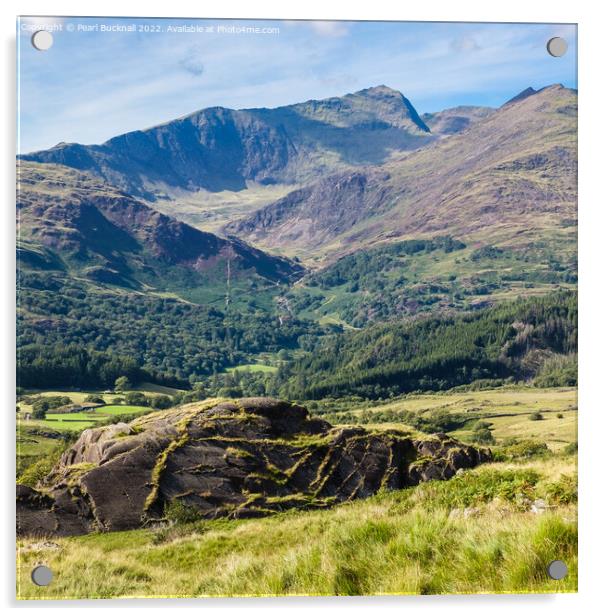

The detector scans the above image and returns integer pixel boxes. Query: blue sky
[17,17,577,153]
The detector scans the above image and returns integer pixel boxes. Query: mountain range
[21,85,439,199]
[17,162,303,294]
[17,82,577,361]
[226,84,577,262]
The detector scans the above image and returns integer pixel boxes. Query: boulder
[17,398,491,537]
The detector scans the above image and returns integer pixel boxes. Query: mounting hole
[31,565,53,586]
[547,560,568,580]
[547,37,568,58]
[31,30,54,51]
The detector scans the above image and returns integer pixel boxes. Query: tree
[31,399,49,419]
[125,391,148,406]
[115,376,132,392]
[85,394,105,404]
[150,394,173,410]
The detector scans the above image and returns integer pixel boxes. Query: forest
[17,271,330,387]
[278,290,577,400]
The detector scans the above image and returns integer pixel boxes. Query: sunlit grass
[17,457,577,599]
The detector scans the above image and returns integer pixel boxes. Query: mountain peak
[503,87,537,106]
[353,85,402,98]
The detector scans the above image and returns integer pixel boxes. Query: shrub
[499,439,550,460]
[543,474,577,505]
[31,399,49,419]
[85,395,105,404]
[556,413,564,419]
[529,412,544,421]
[412,468,541,510]
[164,499,202,524]
[471,428,495,445]
[563,441,578,455]
[125,391,148,406]
[150,395,173,410]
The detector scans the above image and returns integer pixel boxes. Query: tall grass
[17,458,577,599]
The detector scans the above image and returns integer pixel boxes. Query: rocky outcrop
[17,398,490,537]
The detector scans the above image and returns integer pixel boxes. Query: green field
[225,363,278,374]
[17,455,577,599]
[327,387,577,453]
[21,405,149,432]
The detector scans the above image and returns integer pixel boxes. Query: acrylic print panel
[16,16,577,599]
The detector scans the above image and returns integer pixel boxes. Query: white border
[2,1,601,613]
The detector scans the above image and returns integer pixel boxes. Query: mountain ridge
[17,162,304,290]
[20,85,434,199]
[226,84,577,262]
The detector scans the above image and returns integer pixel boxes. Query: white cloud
[309,21,350,38]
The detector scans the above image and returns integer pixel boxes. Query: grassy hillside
[318,386,577,453]
[17,453,576,598]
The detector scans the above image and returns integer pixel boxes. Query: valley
[16,79,578,597]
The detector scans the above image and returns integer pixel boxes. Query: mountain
[226,169,394,251]
[421,105,494,135]
[503,86,538,106]
[227,85,577,261]
[20,86,433,199]
[17,162,303,291]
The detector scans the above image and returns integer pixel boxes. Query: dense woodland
[277,291,577,400]
[17,272,330,388]
[18,272,577,401]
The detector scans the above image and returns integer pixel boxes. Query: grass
[225,363,278,374]
[134,382,184,395]
[23,406,149,432]
[16,456,577,599]
[15,386,577,598]
[331,387,577,453]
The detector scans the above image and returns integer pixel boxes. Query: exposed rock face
[17,398,490,537]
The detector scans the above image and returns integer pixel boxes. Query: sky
[17,17,577,153]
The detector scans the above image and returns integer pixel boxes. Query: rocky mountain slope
[20,86,433,198]
[227,85,577,261]
[17,398,490,536]
[17,162,303,288]
[420,105,494,135]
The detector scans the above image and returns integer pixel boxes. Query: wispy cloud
[17,18,577,152]
[309,21,351,38]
